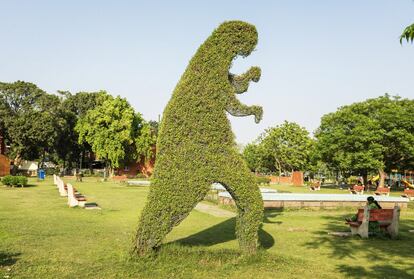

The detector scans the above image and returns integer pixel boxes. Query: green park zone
[1,20,414,279]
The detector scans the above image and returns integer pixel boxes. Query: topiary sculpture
[134,21,264,255]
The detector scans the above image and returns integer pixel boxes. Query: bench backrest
[353,185,364,191]
[356,208,393,222]
[376,187,390,193]
[67,183,75,197]
[404,189,414,195]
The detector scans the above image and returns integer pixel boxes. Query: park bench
[374,187,390,196]
[401,189,414,201]
[349,185,364,195]
[309,181,321,191]
[345,206,400,238]
[66,183,87,207]
[54,175,68,197]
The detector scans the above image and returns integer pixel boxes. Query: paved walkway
[195,202,236,218]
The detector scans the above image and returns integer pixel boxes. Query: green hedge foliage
[134,21,264,255]
[2,175,28,187]
[255,176,271,185]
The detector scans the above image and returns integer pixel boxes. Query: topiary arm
[225,94,263,123]
[229,66,261,94]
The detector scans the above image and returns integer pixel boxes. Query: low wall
[219,192,409,209]
[268,171,304,186]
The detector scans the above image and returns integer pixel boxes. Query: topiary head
[214,21,258,57]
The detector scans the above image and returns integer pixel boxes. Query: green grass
[1,178,414,278]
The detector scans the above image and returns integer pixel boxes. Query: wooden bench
[375,187,390,196]
[309,181,321,191]
[346,206,400,238]
[66,183,87,207]
[401,189,414,201]
[350,185,364,195]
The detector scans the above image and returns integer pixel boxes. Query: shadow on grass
[304,213,414,278]
[175,211,281,249]
[0,251,21,267]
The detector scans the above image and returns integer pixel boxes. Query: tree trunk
[361,170,368,192]
[378,169,386,188]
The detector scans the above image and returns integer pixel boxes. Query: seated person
[346,196,382,233]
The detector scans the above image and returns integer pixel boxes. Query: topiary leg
[215,155,264,254]
[134,177,211,256]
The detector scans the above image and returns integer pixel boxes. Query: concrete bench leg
[387,206,400,238]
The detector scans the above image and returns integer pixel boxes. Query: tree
[400,23,414,44]
[315,95,414,187]
[0,81,65,168]
[242,142,274,173]
[315,106,384,186]
[55,91,109,170]
[260,121,314,176]
[75,95,145,175]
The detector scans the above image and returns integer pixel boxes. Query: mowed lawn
[1,178,414,279]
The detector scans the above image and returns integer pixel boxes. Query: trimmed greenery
[1,175,28,187]
[134,21,264,255]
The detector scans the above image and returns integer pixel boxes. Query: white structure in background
[18,160,38,176]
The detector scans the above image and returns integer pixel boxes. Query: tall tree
[75,95,145,175]
[315,95,414,187]
[260,121,314,175]
[55,91,109,169]
[0,81,64,167]
[242,142,274,173]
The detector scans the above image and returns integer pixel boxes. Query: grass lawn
[1,178,414,278]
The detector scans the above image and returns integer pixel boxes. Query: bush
[134,21,264,256]
[1,175,28,187]
[255,176,271,185]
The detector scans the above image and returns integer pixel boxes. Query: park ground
[1,178,414,279]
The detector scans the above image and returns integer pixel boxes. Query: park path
[195,202,236,218]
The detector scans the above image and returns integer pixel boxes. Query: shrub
[134,21,264,255]
[255,176,271,185]
[1,175,28,187]
[1,175,13,186]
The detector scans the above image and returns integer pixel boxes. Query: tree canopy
[243,121,314,175]
[75,95,149,170]
[315,95,414,186]
[0,81,65,166]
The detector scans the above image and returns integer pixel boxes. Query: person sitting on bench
[346,196,382,233]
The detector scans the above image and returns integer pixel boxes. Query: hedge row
[134,21,264,256]
[1,175,28,187]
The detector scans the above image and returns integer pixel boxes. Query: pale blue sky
[1,1,413,144]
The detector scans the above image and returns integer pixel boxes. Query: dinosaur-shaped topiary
[134,21,264,255]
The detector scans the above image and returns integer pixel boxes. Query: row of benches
[53,175,99,208]
[349,185,414,199]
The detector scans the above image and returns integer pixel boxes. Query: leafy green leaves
[75,95,144,169]
[400,23,414,44]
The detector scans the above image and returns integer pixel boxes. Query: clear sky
[1,0,413,144]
